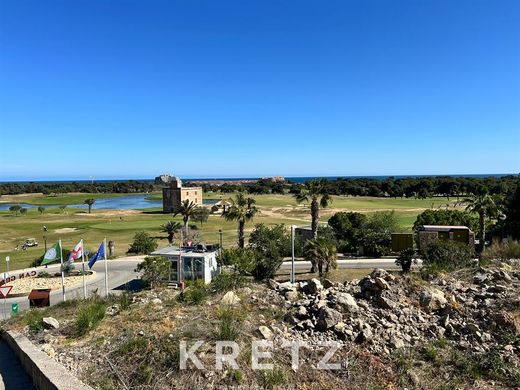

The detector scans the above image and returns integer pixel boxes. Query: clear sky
[0,0,519,181]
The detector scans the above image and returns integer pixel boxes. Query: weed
[259,367,287,389]
[24,310,45,333]
[75,298,106,337]
[421,343,438,363]
[215,306,244,341]
[116,337,148,355]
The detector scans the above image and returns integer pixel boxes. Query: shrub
[215,306,244,341]
[217,247,255,275]
[127,231,157,254]
[24,310,45,333]
[482,239,520,263]
[135,256,170,288]
[420,240,475,274]
[259,367,287,389]
[211,273,247,293]
[179,280,208,305]
[75,298,107,337]
[395,248,416,273]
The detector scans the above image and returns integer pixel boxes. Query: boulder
[285,290,299,301]
[317,307,342,330]
[258,326,274,340]
[377,296,396,310]
[42,317,60,330]
[419,289,447,312]
[322,279,334,289]
[334,293,359,312]
[221,291,241,305]
[375,277,390,290]
[268,279,280,290]
[308,279,323,295]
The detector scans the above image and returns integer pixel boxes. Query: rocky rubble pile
[269,267,520,360]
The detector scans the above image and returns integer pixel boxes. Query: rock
[285,290,299,301]
[375,277,390,290]
[41,344,56,358]
[390,336,405,349]
[492,312,519,334]
[106,305,120,316]
[308,279,323,295]
[334,322,346,332]
[465,323,480,334]
[258,326,274,340]
[151,298,163,305]
[42,317,59,330]
[138,330,145,336]
[317,307,342,330]
[278,281,297,292]
[322,279,334,289]
[297,306,308,317]
[334,293,359,311]
[377,296,396,310]
[419,289,447,312]
[268,279,280,290]
[356,328,373,343]
[221,291,241,305]
[359,278,382,297]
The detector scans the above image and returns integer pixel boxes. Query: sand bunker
[54,227,78,234]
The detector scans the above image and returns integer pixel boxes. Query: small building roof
[420,225,473,232]
[151,246,216,257]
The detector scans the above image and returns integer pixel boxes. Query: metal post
[43,226,48,253]
[104,238,108,297]
[81,239,86,299]
[218,229,223,254]
[291,225,296,283]
[3,256,9,319]
[59,239,66,302]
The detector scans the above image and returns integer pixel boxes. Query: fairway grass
[0,193,459,270]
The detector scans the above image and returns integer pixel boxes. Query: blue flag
[88,241,106,269]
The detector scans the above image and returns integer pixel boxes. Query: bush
[75,298,107,337]
[217,247,255,275]
[395,248,416,273]
[179,280,208,305]
[359,211,399,257]
[127,231,157,254]
[420,240,475,274]
[211,273,248,293]
[249,224,286,280]
[24,310,45,333]
[215,307,244,341]
[135,256,170,288]
[482,239,520,263]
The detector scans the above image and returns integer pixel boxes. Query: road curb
[1,330,93,390]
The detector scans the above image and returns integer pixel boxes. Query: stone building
[417,225,475,251]
[161,176,203,213]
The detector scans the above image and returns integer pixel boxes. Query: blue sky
[0,0,519,180]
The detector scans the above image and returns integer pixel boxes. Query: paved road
[0,340,35,390]
[1,256,145,320]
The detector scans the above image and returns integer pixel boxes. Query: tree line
[0,180,155,195]
[188,175,520,198]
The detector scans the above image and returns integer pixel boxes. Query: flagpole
[104,237,108,297]
[59,239,66,302]
[81,239,86,299]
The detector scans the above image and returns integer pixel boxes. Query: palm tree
[304,238,338,275]
[38,206,45,214]
[222,192,257,248]
[464,192,500,254]
[161,221,182,245]
[173,199,198,235]
[84,198,95,213]
[294,178,332,238]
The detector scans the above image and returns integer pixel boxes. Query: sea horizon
[0,173,517,185]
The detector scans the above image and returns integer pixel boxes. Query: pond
[0,194,217,211]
